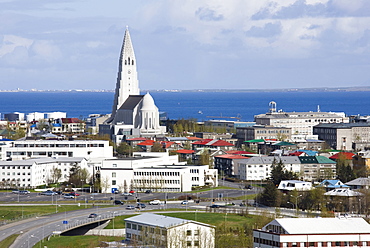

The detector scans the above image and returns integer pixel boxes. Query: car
[114,200,124,205]
[209,205,221,208]
[149,200,161,205]
[12,190,20,194]
[246,185,253,190]
[88,213,98,218]
[122,192,132,196]
[126,205,135,210]
[40,190,57,196]
[181,200,189,205]
[129,190,135,194]
[136,203,146,209]
[19,190,30,195]
[69,192,80,196]
[54,191,63,195]
[113,190,119,194]
[145,190,152,194]
[63,194,75,199]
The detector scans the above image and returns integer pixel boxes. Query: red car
[129,190,135,194]
[70,192,80,196]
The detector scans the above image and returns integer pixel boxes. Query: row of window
[0,166,31,170]
[1,178,31,181]
[7,151,73,156]
[134,179,180,185]
[134,172,180,177]
[254,238,366,247]
[14,143,104,148]
[2,172,31,175]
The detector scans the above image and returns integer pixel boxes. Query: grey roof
[345,177,370,186]
[266,218,370,234]
[315,123,370,129]
[0,157,86,166]
[166,137,189,141]
[125,213,189,228]
[324,188,362,197]
[255,112,344,119]
[243,156,300,165]
[119,95,144,110]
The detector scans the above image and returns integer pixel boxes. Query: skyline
[1,0,370,91]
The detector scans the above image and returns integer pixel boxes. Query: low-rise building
[277,180,313,191]
[253,217,370,248]
[125,213,215,248]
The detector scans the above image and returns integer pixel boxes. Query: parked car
[113,190,119,194]
[54,191,63,195]
[122,192,132,196]
[69,192,80,196]
[209,204,221,208]
[12,190,19,194]
[88,213,98,218]
[129,190,135,194]
[136,203,146,209]
[19,190,30,195]
[114,200,124,205]
[40,190,56,196]
[63,194,75,199]
[181,200,189,205]
[149,200,161,205]
[126,205,135,210]
[145,190,152,194]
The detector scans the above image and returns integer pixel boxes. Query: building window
[112,172,116,177]
[126,233,131,238]
[186,230,192,236]
[292,242,298,247]
[126,223,131,229]
[187,241,192,247]
[113,164,117,167]
[112,180,116,185]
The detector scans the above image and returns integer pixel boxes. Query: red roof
[329,152,355,160]
[176,149,195,154]
[215,154,248,159]
[192,139,234,147]
[186,137,203,140]
[137,140,155,146]
[226,150,255,155]
[289,151,304,156]
[162,141,175,148]
[61,118,81,123]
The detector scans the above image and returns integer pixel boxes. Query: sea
[0,91,369,122]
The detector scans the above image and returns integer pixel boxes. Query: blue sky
[1,0,370,91]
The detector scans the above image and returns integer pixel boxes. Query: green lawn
[35,235,123,248]
[0,234,19,248]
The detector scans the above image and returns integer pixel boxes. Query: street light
[290,194,302,215]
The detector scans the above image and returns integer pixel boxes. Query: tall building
[100,28,165,143]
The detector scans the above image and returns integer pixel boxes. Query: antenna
[317,105,320,112]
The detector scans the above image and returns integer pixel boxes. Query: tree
[151,142,164,152]
[259,181,280,207]
[336,153,355,182]
[51,166,62,184]
[270,158,298,186]
[116,142,133,157]
[101,176,110,195]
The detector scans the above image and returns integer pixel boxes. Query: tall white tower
[110,27,140,122]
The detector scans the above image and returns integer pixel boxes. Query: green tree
[151,142,164,152]
[270,158,298,186]
[259,181,280,207]
[336,153,355,182]
[116,142,133,157]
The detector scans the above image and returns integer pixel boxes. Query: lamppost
[291,194,302,215]
[30,234,42,248]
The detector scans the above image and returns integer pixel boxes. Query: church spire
[110,27,140,122]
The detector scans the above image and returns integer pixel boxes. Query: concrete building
[0,157,87,188]
[99,28,165,143]
[299,156,337,182]
[278,180,313,191]
[253,217,370,248]
[236,125,291,146]
[125,213,215,248]
[0,139,113,161]
[238,156,301,181]
[99,152,218,193]
[313,123,370,151]
[255,101,349,142]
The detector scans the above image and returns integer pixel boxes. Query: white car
[122,192,132,196]
[64,194,75,199]
[149,200,161,205]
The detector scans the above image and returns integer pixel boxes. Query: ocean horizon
[0,91,369,122]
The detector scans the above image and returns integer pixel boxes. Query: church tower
[110,27,140,123]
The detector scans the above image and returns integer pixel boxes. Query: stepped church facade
[99,28,166,143]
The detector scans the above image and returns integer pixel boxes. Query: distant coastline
[1,86,370,93]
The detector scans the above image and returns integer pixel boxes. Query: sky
[1,0,370,91]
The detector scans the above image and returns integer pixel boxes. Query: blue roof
[52,123,62,127]
[297,150,318,156]
[0,138,13,141]
[317,179,349,189]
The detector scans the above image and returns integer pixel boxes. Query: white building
[45,112,67,120]
[238,156,301,181]
[99,28,166,143]
[0,157,87,188]
[26,112,45,122]
[0,139,113,161]
[99,152,218,193]
[254,101,349,142]
[125,213,215,248]
[253,217,370,248]
[277,180,313,191]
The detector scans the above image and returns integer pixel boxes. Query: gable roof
[345,177,370,186]
[324,188,362,197]
[214,154,248,159]
[299,156,336,164]
[329,152,355,160]
[226,150,255,155]
[192,139,234,147]
[119,95,144,110]
[176,149,195,154]
[265,218,370,234]
[317,179,349,189]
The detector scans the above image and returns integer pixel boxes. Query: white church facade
[99,28,166,143]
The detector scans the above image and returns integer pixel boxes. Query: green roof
[244,139,265,143]
[299,156,336,164]
[273,141,296,146]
